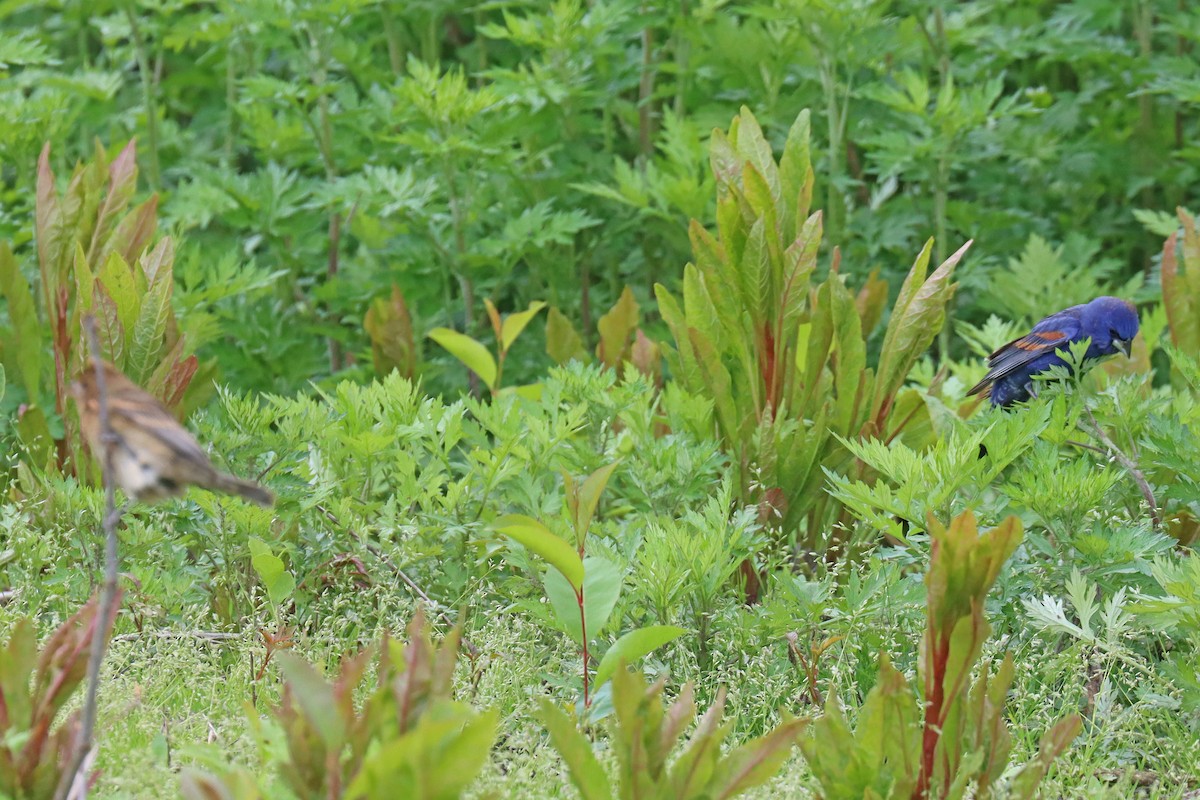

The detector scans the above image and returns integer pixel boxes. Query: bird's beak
[1113,338,1131,358]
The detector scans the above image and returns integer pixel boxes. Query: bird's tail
[207,471,275,507]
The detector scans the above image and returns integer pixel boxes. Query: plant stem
[55,316,123,800]
[1081,406,1162,529]
[124,4,161,188]
[637,7,656,167]
[579,589,590,708]
[381,3,404,75]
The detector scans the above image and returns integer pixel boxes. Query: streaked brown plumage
[71,361,274,507]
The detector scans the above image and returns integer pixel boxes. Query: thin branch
[1080,405,1162,530]
[112,630,240,643]
[55,316,124,800]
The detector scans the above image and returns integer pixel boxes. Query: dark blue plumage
[968,296,1139,407]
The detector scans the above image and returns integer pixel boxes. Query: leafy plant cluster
[1,1,1197,394]
[2,5,1200,794]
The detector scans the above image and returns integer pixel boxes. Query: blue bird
[968,296,1140,407]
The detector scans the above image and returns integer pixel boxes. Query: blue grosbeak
[968,296,1139,407]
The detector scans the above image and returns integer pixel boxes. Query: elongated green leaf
[778,110,812,237]
[537,698,613,800]
[88,139,139,263]
[0,243,42,399]
[711,717,807,800]
[572,462,619,543]
[500,300,547,351]
[1008,714,1082,799]
[428,327,497,390]
[594,626,685,690]
[277,654,343,751]
[494,514,584,591]
[97,251,140,341]
[873,239,971,420]
[126,266,172,385]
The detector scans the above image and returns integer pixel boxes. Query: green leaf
[596,287,639,367]
[567,462,619,544]
[277,654,343,751]
[594,625,686,690]
[500,301,547,352]
[247,536,295,607]
[544,556,624,645]
[546,306,587,365]
[494,514,584,591]
[0,243,42,400]
[711,717,807,800]
[364,285,417,377]
[428,328,497,390]
[126,263,173,385]
[537,698,613,800]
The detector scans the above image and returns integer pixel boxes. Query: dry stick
[1081,405,1162,530]
[54,316,124,800]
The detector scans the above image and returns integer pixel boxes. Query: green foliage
[539,665,807,800]
[180,608,497,800]
[0,594,119,800]
[0,141,201,476]
[802,511,1080,799]
[657,106,967,555]
[429,300,546,396]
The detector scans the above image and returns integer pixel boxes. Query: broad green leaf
[248,537,294,607]
[493,514,584,591]
[544,556,624,645]
[545,306,587,365]
[537,698,613,800]
[596,287,639,367]
[428,328,497,390]
[594,625,686,690]
[364,285,416,377]
[500,300,547,351]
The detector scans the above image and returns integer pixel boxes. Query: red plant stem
[578,588,590,709]
[915,635,949,799]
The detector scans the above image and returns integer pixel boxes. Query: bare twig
[55,316,124,800]
[112,630,240,643]
[1081,405,1162,530]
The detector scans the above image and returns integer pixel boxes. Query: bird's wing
[107,391,211,465]
[967,309,1083,395]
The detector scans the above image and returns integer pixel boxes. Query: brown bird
[71,361,274,507]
